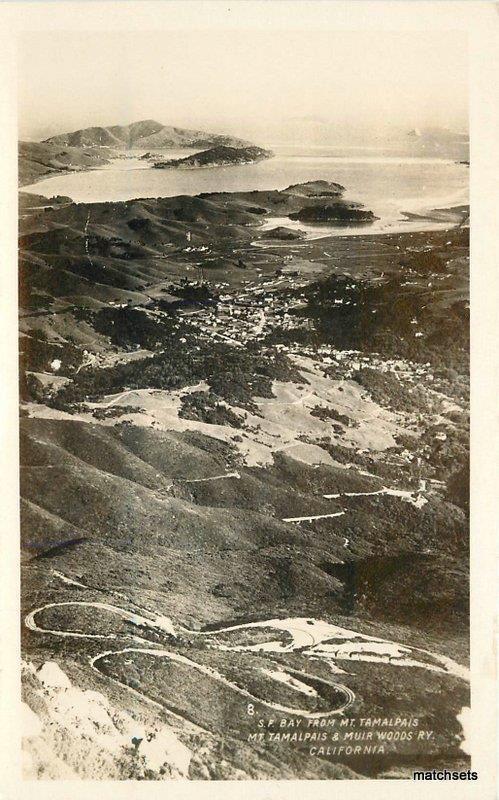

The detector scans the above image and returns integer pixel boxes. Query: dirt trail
[183,471,241,484]
[282,511,345,523]
[84,210,95,269]
[26,589,470,686]
[26,599,354,720]
[323,485,427,509]
[90,646,355,720]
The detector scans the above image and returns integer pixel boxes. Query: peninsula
[152,145,273,170]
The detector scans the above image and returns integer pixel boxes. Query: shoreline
[19,154,469,206]
[19,185,469,244]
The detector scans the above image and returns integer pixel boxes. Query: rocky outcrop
[21,660,192,780]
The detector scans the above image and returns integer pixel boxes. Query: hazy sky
[18,29,468,142]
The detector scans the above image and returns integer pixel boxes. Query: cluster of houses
[172,273,313,348]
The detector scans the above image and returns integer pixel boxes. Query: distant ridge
[44,120,252,150]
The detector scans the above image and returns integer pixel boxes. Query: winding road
[25,595,356,721]
[25,574,469,734]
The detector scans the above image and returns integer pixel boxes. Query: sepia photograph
[1,1,497,793]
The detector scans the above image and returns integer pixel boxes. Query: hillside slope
[19,178,470,780]
[18,141,116,187]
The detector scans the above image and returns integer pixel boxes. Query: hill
[18,180,375,314]
[18,140,117,187]
[289,203,378,224]
[44,119,251,150]
[152,145,273,169]
[261,226,305,240]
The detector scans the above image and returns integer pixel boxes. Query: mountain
[19,121,257,187]
[152,145,273,169]
[43,119,252,150]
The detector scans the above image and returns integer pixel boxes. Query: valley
[19,172,470,780]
